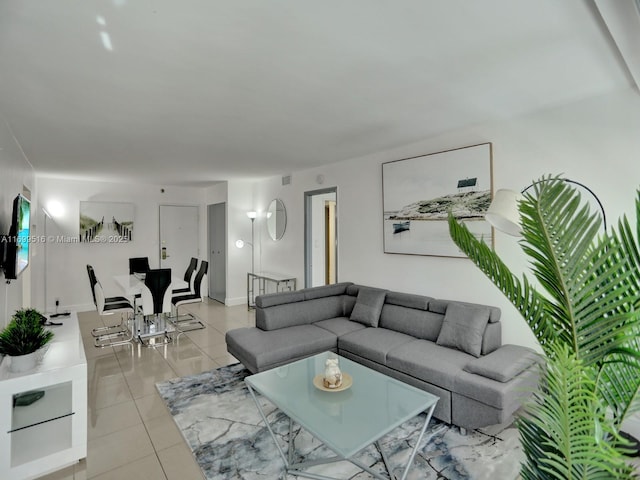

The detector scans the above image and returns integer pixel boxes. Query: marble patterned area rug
[156,363,523,480]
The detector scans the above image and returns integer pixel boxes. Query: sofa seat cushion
[225,325,337,373]
[387,339,474,391]
[314,317,367,337]
[338,328,415,365]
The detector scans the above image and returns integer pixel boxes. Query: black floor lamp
[485,178,607,236]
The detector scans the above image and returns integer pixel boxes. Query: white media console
[0,311,87,479]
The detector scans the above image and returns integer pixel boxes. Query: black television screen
[2,194,31,280]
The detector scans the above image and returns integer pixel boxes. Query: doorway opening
[304,187,337,288]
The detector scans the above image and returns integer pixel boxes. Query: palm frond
[449,176,640,472]
[519,343,634,480]
[518,178,635,363]
[447,214,556,347]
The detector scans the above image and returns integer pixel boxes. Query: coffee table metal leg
[396,403,436,480]
[247,384,289,468]
[248,383,436,480]
[288,417,295,465]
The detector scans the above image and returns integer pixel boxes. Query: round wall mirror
[267,198,287,241]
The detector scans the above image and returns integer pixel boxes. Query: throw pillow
[463,344,541,382]
[436,303,490,357]
[350,287,386,327]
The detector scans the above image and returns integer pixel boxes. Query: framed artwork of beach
[382,143,493,257]
[79,201,134,243]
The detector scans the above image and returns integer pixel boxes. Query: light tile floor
[40,298,252,480]
[35,299,640,479]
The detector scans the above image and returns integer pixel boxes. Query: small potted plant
[0,308,54,373]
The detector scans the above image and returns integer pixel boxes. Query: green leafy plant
[0,308,54,357]
[448,176,640,479]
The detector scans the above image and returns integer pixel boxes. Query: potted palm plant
[448,176,640,478]
[0,308,54,373]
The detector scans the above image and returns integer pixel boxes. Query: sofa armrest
[463,344,542,382]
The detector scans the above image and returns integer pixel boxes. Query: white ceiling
[0,0,637,186]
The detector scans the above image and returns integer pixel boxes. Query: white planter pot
[9,351,39,373]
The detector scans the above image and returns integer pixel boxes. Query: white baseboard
[225,296,247,307]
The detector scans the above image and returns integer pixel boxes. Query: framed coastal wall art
[79,201,134,243]
[382,143,493,257]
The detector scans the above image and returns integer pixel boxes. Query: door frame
[304,187,338,288]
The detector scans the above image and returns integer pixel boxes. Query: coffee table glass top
[245,352,438,459]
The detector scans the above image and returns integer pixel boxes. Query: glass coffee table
[245,352,438,480]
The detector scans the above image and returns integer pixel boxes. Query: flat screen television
[1,194,31,280]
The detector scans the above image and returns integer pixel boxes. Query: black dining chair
[87,264,132,340]
[138,268,173,345]
[93,281,134,347]
[172,257,198,295]
[128,257,150,312]
[171,261,207,331]
[129,257,150,275]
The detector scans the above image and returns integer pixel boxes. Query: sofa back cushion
[255,282,353,308]
[482,322,501,355]
[343,295,357,316]
[256,295,345,330]
[255,290,306,309]
[429,299,501,323]
[303,282,352,300]
[379,292,441,341]
[379,305,444,341]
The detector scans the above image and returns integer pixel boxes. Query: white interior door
[159,205,199,277]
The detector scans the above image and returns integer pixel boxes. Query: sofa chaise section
[226,283,355,373]
[225,324,337,374]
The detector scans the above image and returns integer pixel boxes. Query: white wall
[0,116,35,327]
[252,88,640,351]
[12,87,640,349]
[226,180,258,305]
[33,178,207,313]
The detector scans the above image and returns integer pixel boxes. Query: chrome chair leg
[92,314,128,337]
[94,314,134,348]
[169,305,205,332]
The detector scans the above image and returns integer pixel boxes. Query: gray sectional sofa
[225,282,541,430]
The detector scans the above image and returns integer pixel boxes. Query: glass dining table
[113,273,188,345]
